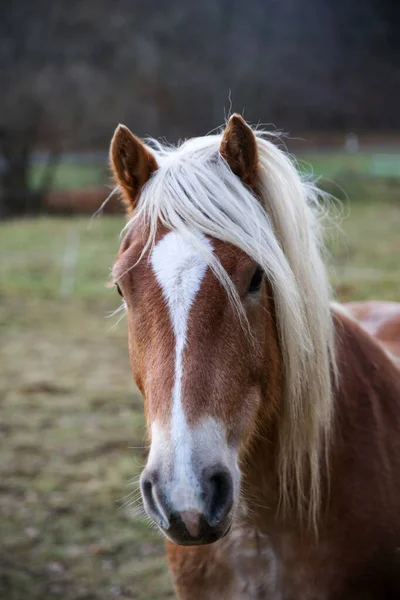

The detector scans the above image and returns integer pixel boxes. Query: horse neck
[238,307,400,534]
[331,307,400,432]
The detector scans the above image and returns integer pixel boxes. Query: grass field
[29,149,400,191]
[1,198,399,599]
[299,150,400,179]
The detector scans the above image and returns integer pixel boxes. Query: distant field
[299,150,400,179]
[30,162,109,191]
[1,202,399,599]
[29,150,400,192]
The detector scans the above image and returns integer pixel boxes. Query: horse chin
[161,520,233,547]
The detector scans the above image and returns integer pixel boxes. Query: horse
[344,301,400,363]
[108,115,400,599]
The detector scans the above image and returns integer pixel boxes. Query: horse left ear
[110,124,158,214]
[220,114,259,185]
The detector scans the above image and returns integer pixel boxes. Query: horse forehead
[151,231,210,278]
[115,225,249,303]
[150,231,212,320]
[149,230,247,276]
[149,231,251,306]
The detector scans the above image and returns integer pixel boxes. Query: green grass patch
[299,151,400,179]
[327,201,400,301]
[0,217,122,301]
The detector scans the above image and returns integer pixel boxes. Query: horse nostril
[206,468,233,527]
[140,472,169,530]
[141,476,155,514]
[142,477,153,507]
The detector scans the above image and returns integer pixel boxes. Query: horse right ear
[220,114,258,186]
[110,124,158,215]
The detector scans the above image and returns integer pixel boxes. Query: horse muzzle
[140,464,234,545]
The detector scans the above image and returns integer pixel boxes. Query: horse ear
[220,114,259,185]
[110,124,158,214]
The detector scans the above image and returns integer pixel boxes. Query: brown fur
[180,239,281,443]
[113,222,175,430]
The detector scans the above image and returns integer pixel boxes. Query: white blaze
[150,231,212,508]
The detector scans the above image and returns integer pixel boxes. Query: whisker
[88,187,120,230]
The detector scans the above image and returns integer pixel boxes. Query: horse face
[110,115,283,545]
[114,223,281,546]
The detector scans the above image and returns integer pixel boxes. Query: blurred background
[0,1,399,599]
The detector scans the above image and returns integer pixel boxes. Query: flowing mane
[122,127,337,528]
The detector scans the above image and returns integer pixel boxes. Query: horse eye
[115,283,123,298]
[248,267,263,294]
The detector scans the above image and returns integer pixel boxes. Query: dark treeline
[1,0,400,145]
[0,0,399,214]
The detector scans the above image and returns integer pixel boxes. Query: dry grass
[0,217,174,599]
[0,197,399,599]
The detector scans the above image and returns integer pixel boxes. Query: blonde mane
[125,127,337,529]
